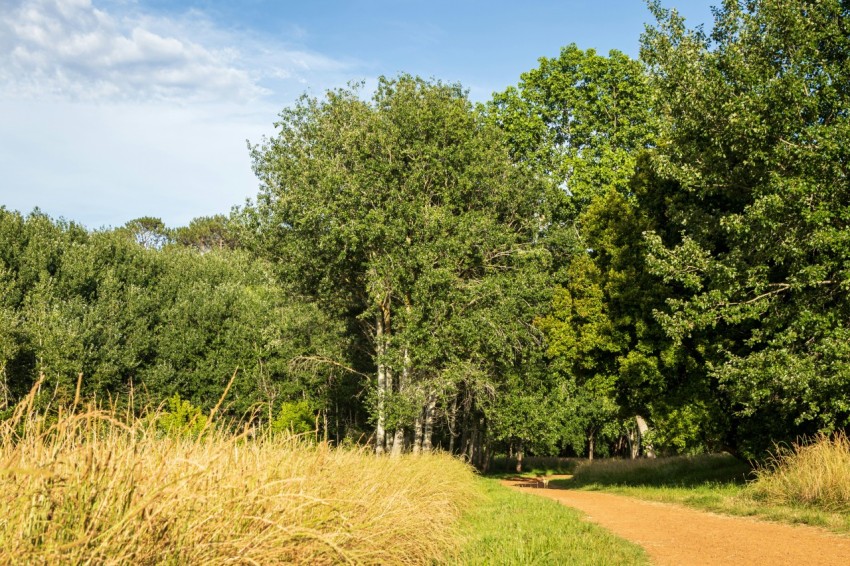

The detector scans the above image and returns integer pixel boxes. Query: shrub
[155,393,209,439]
[271,399,315,436]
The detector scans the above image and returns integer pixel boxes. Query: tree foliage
[641,0,850,456]
[3,1,849,463]
[250,76,551,456]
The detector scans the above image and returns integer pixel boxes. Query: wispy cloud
[0,0,367,229]
[0,0,355,103]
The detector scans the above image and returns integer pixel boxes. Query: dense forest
[2,0,848,465]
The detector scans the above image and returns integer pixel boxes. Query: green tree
[173,215,239,252]
[250,76,550,455]
[491,44,654,218]
[641,0,850,456]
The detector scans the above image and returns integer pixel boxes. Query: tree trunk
[375,313,387,455]
[391,427,404,456]
[422,393,436,453]
[588,429,595,461]
[628,421,640,459]
[412,409,423,455]
[448,395,458,454]
[515,442,524,473]
[636,415,656,458]
[390,345,410,457]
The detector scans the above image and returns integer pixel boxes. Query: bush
[270,399,315,436]
[155,393,209,439]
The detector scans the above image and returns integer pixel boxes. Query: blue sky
[0,0,713,229]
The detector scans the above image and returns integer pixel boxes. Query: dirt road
[502,478,850,565]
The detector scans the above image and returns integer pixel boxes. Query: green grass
[567,453,752,487]
[451,479,648,565]
[549,453,850,535]
[750,433,850,512]
[489,456,581,476]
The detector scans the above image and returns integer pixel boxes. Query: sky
[0,0,714,229]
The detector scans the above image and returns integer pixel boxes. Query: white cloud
[0,0,369,228]
[0,0,355,103]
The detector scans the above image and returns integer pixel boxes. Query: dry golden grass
[0,395,476,564]
[750,432,850,512]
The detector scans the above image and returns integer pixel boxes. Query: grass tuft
[0,403,477,564]
[750,432,850,512]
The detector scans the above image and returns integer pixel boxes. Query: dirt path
[502,477,850,565]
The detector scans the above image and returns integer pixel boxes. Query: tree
[641,0,850,456]
[250,76,550,455]
[490,44,654,218]
[173,215,239,252]
[493,45,670,458]
[123,217,171,249]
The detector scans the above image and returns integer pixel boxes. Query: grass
[568,453,752,488]
[452,479,648,565]
[551,448,850,535]
[0,401,478,564]
[489,456,581,476]
[750,432,850,512]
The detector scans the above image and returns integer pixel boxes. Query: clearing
[503,477,850,566]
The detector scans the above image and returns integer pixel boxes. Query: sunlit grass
[553,452,850,535]
[751,433,850,512]
[0,396,477,564]
[452,479,648,565]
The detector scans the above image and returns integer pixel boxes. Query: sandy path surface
[502,478,850,565]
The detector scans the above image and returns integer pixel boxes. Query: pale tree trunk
[636,415,656,458]
[390,426,404,456]
[448,396,458,454]
[385,366,394,454]
[588,428,595,461]
[412,409,423,455]
[390,346,410,457]
[422,393,436,453]
[375,313,387,455]
[629,421,640,459]
[515,442,524,473]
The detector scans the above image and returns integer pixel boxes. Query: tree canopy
[2,0,848,463]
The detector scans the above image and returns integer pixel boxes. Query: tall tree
[491,44,654,218]
[250,76,550,454]
[641,0,850,456]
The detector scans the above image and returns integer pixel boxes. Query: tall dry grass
[750,432,850,512]
[0,394,477,564]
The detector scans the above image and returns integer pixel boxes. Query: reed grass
[750,432,850,512]
[0,395,477,564]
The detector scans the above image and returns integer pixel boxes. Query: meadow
[0,398,477,564]
[3,381,849,565]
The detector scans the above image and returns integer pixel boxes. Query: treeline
[2,0,849,463]
[0,211,356,436]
